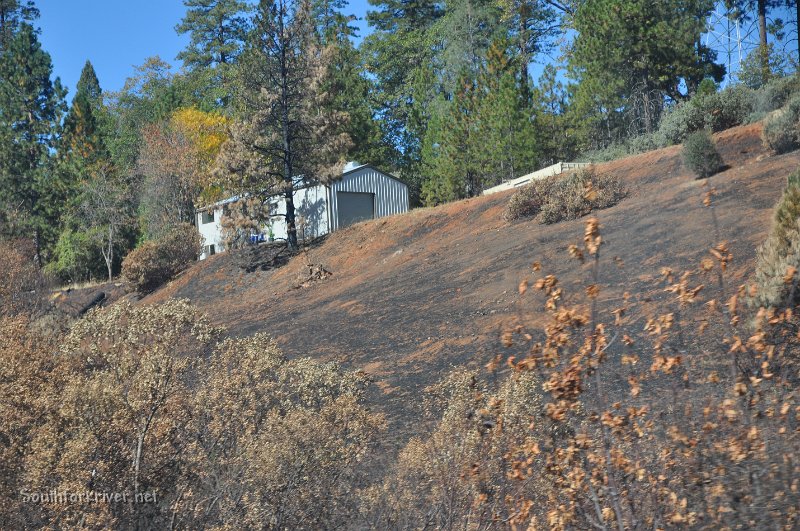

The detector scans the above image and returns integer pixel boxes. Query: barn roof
[339,163,408,188]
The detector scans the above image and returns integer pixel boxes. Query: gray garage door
[336,191,375,228]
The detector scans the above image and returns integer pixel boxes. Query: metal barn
[196,163,409,259]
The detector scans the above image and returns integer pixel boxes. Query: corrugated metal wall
[329,167,409,231]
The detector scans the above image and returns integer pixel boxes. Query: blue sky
[37,0,372,99]
[34,1,800,101]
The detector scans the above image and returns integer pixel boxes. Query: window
[201,211,214,224]
[205,244,216,256]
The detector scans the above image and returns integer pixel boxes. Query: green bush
[762,95,800,153]
[121,223,203,294]
[578,143,629,164]
[658,86,755,146]
[504,168,626,224]
[657,99,707,145]
[788,169,800,188]
[752,75,800,116]
[44,229,106,284]
[683,130,724,178]
[750,184,800,308]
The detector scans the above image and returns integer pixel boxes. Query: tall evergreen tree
[176,0,251,106]
[421,41,541,204]
[311,0,397,168]
[0,22,66,264]
[176,0,251,68]
[61,61,107,168]
[570,0,724,143]
[215,0,351,249]
[0,0,38,50]
[432,0,503,93]
[363,0,443,200]
[420,75,480,205]
[473,42,540,187]
[498,0,559,94]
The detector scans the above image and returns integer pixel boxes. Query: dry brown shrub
[366,202,800,529]
[504,168,626,223]
[5,298,383,529]
[361,369,556,529]
[0,239,47,318]
[121,223,202,294]
[0,315,59,528]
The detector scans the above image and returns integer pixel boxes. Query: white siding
[270,184,329,242]
[197,210,224,259]
[195,165,409,259]
[329,167,409,231]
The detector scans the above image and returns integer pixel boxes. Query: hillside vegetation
[7,120,800,527]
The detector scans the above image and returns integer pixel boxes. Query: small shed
[196,163,409,259]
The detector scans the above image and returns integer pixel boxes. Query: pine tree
[312,0,397,169]
[0,22,66,265]
[363,0,443,199]
[571,0,724,141]
[432,0,503,94]
[176,0,251,106]
[61,61,107,168]
[498,0,559,94]
[215,0,351,249]
[473,42,540,187]
[0,0,38,51]
[176,0,250,68]
[421,75,480,205]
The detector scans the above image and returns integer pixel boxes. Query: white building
[196,162,409,259]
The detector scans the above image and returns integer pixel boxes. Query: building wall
[197,210,224,260]
[269,184,329,242]
[329,166,409,231]
[195,166,409,259]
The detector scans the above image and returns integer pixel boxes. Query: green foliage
[571,0,723,138]
[176,0,250,69]
[697,77,718,96]
[0,22,67,263]
[750,75,800,117]
[319,16,398,169]
[0,0,38,50]
[175,0,251,106]
[421,43,541,205]
[751,183,800,308]
[762,95,800,154]
[362,0,443,197]
[738,43,789,90]
[105,57,191,173]
[121,223,202,294]
[44,229,105,284]
[682,129,724,178]
[504,168,626,223]
[430,0,503,94]
[659,85,754,145]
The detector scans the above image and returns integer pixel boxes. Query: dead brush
[370,188,800,529]
[491,193,800,529]
[504,167,626,224]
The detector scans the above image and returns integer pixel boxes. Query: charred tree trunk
[279,2,298,251]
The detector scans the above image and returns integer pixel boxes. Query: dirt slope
[147,122,798,444]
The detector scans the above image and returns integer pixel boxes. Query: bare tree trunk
[33,227,42,268]
[105,227,113,281]
[758,0,770,80]
[279,0,298,251]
